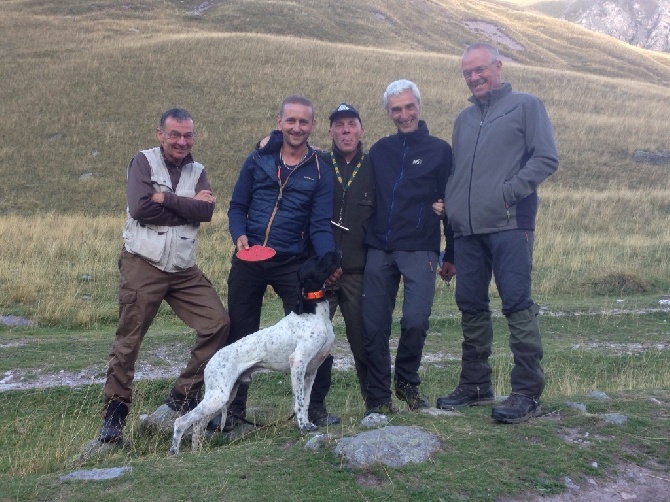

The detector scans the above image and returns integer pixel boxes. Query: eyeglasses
[462,61,498,79]
[163,130,195,141]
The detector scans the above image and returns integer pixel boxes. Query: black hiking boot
[491,393,541,424]
[221,406,247,432]
[164,388,200,414]
[308,404,341,426]
[395,377,430,410]
[363,401,398,417]
[436,385,495,410]
[99,399,129,444]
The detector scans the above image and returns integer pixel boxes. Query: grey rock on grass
[60,466,132,481]
[138,404,180,435]
[77,438,125,463]
[335,426,440,468]
[601,413,628,425]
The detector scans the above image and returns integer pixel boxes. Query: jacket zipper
[263,153,319,246]
[467,103,488,235]
[384,139,407,248]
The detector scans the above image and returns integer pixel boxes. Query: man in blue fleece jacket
[362,79,454,417]
[437,43,558,424]
[223,95,341,430]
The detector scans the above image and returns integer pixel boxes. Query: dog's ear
[298,256,323,291]
[320,249,342,277]
[298,250,342,292]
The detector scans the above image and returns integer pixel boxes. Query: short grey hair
[463,43,500,63]
[383,79,421,110]
[160,108,193,129]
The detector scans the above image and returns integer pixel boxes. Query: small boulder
[632,149,670,165]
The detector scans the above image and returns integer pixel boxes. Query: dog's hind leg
[170,390,227,455]
[303,368,317,412]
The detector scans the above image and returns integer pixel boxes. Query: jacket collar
[160,147,194,169]
[469,82,513,108]
[256,140,317,179]
[395,119,429,142]
[331,141,363,165]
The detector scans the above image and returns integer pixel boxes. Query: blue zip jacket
[228,131,335,257]
[365,120,452,257]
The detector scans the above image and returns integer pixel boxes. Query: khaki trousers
[103,250,230,406]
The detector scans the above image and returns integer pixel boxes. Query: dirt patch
[498,462,670,501]
[0,339,366,392]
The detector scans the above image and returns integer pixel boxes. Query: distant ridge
[531,0,670,52]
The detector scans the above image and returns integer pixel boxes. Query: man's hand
[150,192,165,204]
[235,235,250,252]
[193,190,216,204]
[432,199,445,217]
[258,135,271,149]
[325,267,343,285]
[439,261,456,283]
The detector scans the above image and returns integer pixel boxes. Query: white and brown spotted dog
[170,250,342,455]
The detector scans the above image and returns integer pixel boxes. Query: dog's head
[298,249,342,295]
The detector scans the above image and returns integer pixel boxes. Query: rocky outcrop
[562,0,670,52]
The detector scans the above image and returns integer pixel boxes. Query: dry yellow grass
[1,0,669,324]
[2,187,668,326]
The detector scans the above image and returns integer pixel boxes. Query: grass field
[1,299,669,500]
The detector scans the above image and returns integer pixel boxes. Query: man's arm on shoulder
[258,130,282,153]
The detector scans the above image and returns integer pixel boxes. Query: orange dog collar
[304,290,325,300]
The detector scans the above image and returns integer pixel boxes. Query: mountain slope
[0,0,669,215]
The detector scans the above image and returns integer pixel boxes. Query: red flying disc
[236,245,277,262]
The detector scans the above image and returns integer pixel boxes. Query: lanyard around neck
[331,151,364,227]
[331,151,363,192]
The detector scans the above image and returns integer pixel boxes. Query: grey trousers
[362,249,438,406]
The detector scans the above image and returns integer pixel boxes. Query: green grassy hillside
[1,0,669,216]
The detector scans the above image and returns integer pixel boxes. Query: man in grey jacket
[436,43,558,423]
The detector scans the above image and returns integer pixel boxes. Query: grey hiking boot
[308,405,341,426]
[491,393,541,424]
[99,399,129,444]
[436,385,495,410]
[395,378,430,410]
[206,407,249,432]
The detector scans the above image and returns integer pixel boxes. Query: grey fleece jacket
[445,82,558,237]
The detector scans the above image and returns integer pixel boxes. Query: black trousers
[226,253,332,408]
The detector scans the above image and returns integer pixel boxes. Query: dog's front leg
[290,360,317,433]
